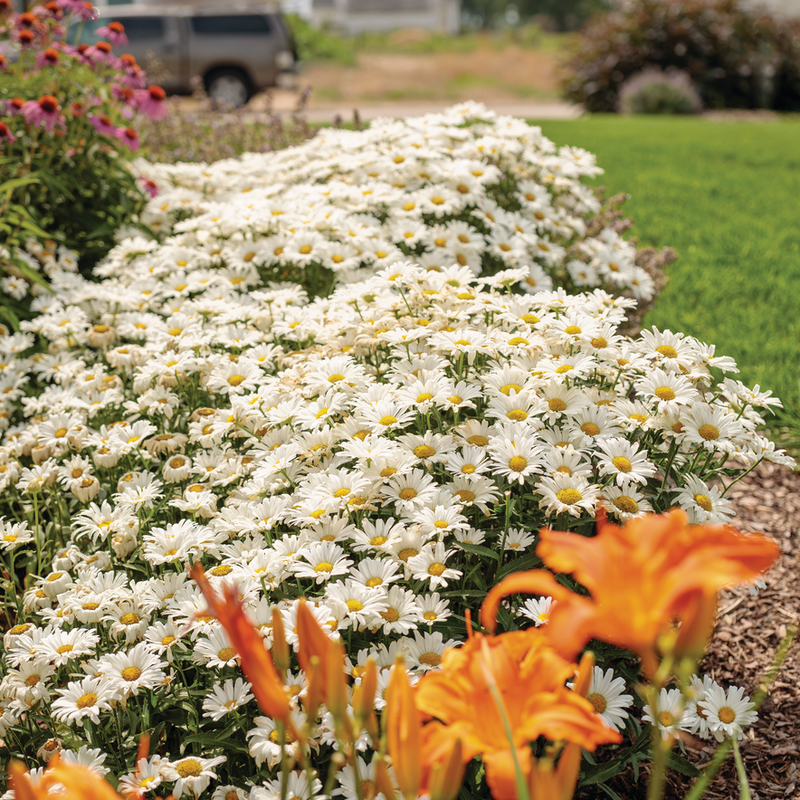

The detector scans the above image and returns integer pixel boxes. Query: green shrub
[561,0,800,112]
[283,13,356,65]
[619,69,702,115]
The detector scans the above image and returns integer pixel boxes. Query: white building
[311,0,461,35]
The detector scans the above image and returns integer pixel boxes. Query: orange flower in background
[413,629,620,800]
[189,564,293,730]
[480,509,780,677]
[9,758,125,800]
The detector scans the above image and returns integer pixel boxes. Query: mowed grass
[537,116,800,435]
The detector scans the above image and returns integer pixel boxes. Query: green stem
[731,739,751,800]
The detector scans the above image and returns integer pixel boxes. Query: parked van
[83,4,299,106]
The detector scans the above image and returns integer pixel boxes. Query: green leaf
[181,731,249,755]
[667,750,703,779]
[454,541,500,562]
[496,551,540,580]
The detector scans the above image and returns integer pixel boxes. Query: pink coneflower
[42,2,64,19]
[84,40,116,66]
[0,122,16,146]
[22,95,65,133]
[96,21,128,47]
[118,54,147,89]
[0,54,6,72]
[35,47,61,67]
[0,0,12,14]
[15,11,39,29]
[57,0,97,21]
[134,85,168,121]
[88,114,116,137]
[16,28,37,47]
[70,101,84,117]
[139,176,159,198]
[5,97,25,116]
[116,126,140,152]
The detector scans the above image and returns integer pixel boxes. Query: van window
[115,17,165,41]
[190,15,272,35]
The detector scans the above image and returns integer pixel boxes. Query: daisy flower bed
[0,106,793,798]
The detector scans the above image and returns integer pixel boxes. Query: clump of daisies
[125,102,661,302]
[0,253,790,795]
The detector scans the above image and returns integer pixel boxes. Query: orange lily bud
[271,606,290,674]
[374,755,397,800]
[352,659,379,739]
[189,564,293,729]
[673,588,717,665]
[42,758,123,800]
[326,640,354,741]
[385,657,422,800]
[297,599,335,684]
[428,739,465,800]
[572,651,595,698]
[303,654,324,723]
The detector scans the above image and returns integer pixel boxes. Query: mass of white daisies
[0,104,791,799]
[124,101,656,302]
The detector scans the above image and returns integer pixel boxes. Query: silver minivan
[85,4,298,106]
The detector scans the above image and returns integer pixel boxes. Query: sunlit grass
[537,116,800,442]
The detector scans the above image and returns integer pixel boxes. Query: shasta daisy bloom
[404,629,459,671]
[118,756,166,796]
[488,434,542,484]
[675,474,735,524]
[377,586,423,634]
[246,709,307,769]
[324,580,387,627]
[445,446,490,479]
[519,596,556,627]
[413,504,470,537]
[541,446,593,480]
[682,673,719,739]
[202,678,255,721]
[503,527,536,552]
[382,469,438,512]
[486,390,544,425]
[583,667,633,732]
[596,438,656,485]
[602,482,653,521]
[681,403,744,453]
[407,542,462,589]
[99,641,166,698]
[634,368,699,415]
[292,541,353,584]
[161,754,227,798]
[698,684,758,741]
[538,473,600,517]
[35,627,100,666]
[539,381,591,423]
[643,687,687,740]
[0,520,34,550]
[357,401,416,434]
[348,557,402,590]
[52,676,114,725]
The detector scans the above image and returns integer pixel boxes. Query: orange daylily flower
[189,564,293,729]
[384,658,423,800]
[414,629,620,800]
[480,509,780,677]
[9,758,128,800]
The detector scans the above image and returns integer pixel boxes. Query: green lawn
[537,116,800,436]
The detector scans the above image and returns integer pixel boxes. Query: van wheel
[205,68,252,108]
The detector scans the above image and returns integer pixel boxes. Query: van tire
[204,68,253,108]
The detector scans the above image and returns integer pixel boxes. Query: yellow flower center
[398,548,418,562]
[414,445,436,459]
[694,493,713,512]
[507,409,528,422]
[500,384,522,395]
[467,434,488,446]
[428,563,446,577]
[416,392,433,403]
[122,666,142,682]
[218,647,236,662]
[333,488,351,498]
[56,644,74,654]
[82,602,100,610]
[556,488,582,505]
[655,387,676,401]
[162,635,175,646]
[380,468,397,478]
[581,423,600,437]
[25,675,41,686]
[314,562,334,573]
[555,364,573,374]
[630,413,648,424]
[591,337,608,349]
[508,337,528,346]
[698,424,719,440]
[120,613,141,625]
[461,464,476,474]
[176,759,202,778]
[508,456,528,472]
[587,693,607,714]
[211,565,232,577]
[227,375,245,386]
[656,345,678,359]
[379,415,397,426]
[548,398,567,412]
[564,325,581,335]
[9,624,31,635]
[346,600,364,613]
[399,488,417,501]
[612,495,639,514]
[455,489,476,503]
[54,427,68,438]
[381,608,400,622]
[657,711,675,727]
[299,245,312,255]
[718,707,736,724]
[419,652,442,667]
[611,456,632,472]
[76,693,97,709]
[449,395,463,405]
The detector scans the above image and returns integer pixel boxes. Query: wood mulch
[585,462,800,799]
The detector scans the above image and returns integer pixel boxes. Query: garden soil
[584,462,800,799]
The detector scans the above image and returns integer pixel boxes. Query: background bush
[619,68,703,114]
[561,0,800,112]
